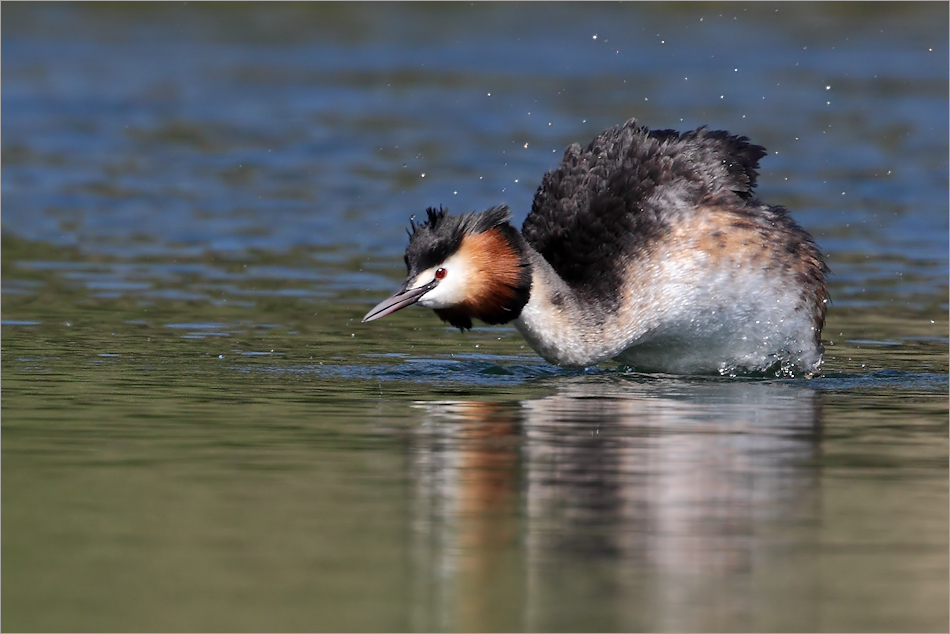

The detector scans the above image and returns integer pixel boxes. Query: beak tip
[362,279,435,325]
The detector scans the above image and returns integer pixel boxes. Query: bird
[362,118,829,377]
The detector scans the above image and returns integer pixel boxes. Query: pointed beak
[362,279,437,323]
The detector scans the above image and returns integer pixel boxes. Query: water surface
[3,4,947,632]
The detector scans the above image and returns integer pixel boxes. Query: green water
[3,3,948,631]
[4,233,947,632]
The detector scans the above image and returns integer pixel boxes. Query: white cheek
[414,253,471,309]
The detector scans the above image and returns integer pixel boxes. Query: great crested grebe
[363,118,829,376]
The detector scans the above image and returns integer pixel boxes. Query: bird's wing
[521,119,767,305]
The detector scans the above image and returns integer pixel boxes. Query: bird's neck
[514,248,622,367]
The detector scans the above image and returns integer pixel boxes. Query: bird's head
[362,205,532,330]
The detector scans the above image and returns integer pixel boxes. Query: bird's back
[521,118,769,309]
[517,118,828,374]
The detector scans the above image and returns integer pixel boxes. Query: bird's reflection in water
[408,400,525,631]
[407,376,822,632]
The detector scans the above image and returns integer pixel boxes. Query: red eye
[435,267,447,280]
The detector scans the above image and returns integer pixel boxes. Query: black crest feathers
[403,204,532,330]
[404,204,514,276]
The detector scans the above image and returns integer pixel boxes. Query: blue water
[2,4,947,631]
